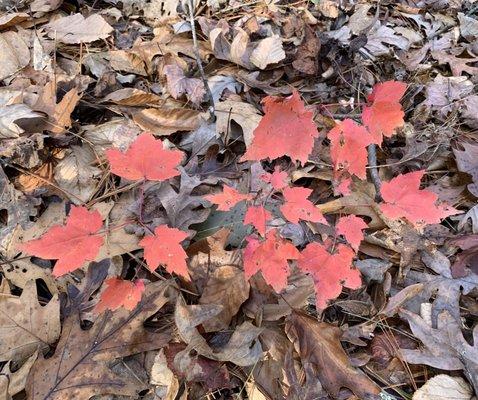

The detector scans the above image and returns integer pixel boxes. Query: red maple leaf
[298,242,362,309]
[336,215,368,252]
[139,225,189,278]
[106,133,184,181]
[204,185,252,211]
[327,119,374,179]
[95,278,145,312]
[243,230,301,292]
[362,81,407,144]
[261,167,288,190]
[244,205,272,236]
[380,170,460,226]
[21,206,104,277]
[280,186,327,224]
[241,91,318,164]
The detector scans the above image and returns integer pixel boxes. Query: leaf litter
[0,0,478,399]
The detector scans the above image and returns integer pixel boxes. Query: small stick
[368,144,382,201]
[186,0,215,116]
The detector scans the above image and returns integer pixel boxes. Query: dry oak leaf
[243,229,301,292]
[163,64,205,105]
[336,215,368,252]
[0,351,37,400]
[281,186,327,224]
[95,278,145,312]
[21,206,104,277]
[362,80,407,144]
[241,91,318,164]
[26,280,173,400]
[327,119,374,179]
[204,185,252,211]
[285,311,381,399]
[44,13,113,44]
[298,243,362,309]
[244,205,272,237]
[380,171,460,227]
[249,35,286,70]
[106,133,183,181]
[140,225,189,278]
[0,280,60,363]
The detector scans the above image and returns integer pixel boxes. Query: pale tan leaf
[133,108,204,135]
[0,104,44,139]
[0,31,30,81]
[108,50,147,75]
[0,12,29,30]
[250,35,285,70]
[0,280,60,363]
[0,352,37,399]
[318,0,339,18]
[83,119,141,155]
[45,13,113,44]
[102,88,162,106]
[413,375,472,400]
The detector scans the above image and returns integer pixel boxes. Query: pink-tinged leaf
[298,243,362,309]
[327,119,374,179]
[106,133,184,181]
[244,205,272,236]
[21,206,104,277]
[362,81,407,144]
[336,215,368,252]
[336,177,352,196]
[139,225,189,278]
[95,278,145,313]
[243,230,301,292]
[261,167,288,190]
[241,91,319,164]
[204,185,252,211]
[380,170,461,226]
[280,186,327,224]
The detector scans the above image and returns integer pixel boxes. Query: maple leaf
[327,119,374,179]
[241,91,318,164]
[243,230,301,292]
[380,170,461,226]
[244,205,272,236]
[95,278,145,312]
[139,225,189,278]
[106,133,184,181]
[336,215,368,252]
[280,186,327,224]
[362,81,407,144]
[261,167,288,190]
[204,185,252,211]
[298,243,362,309]
[21,206,104,277]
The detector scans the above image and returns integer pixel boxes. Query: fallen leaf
[250,35,285,69]
[95,278,145,312]
[242,91,318,164]
[0,280,59,363]
[454,141,478,197]
[133,107,204,135]
[261,167,288,190]
[44,13,113,44]
[102,88,162,106]
[21,206,104,276]
[244,205,272,236]
[0,104,44,139]
[204,184,252,211]
[243,229,301,292]
[380,171,460,227]
[106,132,184,181]
[285,311,381,398]
[336,215,368,252]
[163,63,205,105]
[0,31,30,81]
[0,352,37,400]
[280,186,327,224]
[26,280,173,400]
[139,225,189,278]
[298,243,362,309]
[412,375,472,400]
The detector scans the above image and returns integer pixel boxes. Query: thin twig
[368,144,382,201]
[186,0,215,116]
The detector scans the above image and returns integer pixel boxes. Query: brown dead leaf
[0,280,60,363]
[44,13,113,44]
[199,265,250,332]
[102,88,162,106]
[26,280,173,400]
[285,311,382,399]
[163,63,205,105]
[318,0,339,18]
[413,375,472,400]
[0,352,37,400]
[133,107,204,135]
[453,141,478,197]
[0,31,30,81]
[0,104,45,138]
[249,35,285,70]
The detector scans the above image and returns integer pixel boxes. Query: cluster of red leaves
[20,82,460,312]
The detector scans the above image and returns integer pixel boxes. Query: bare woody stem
[367,144,382,202]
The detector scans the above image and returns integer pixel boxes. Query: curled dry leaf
[0,280,60,363]
[133,108,204,135]
[0,352,37,399]
[285,311,381,399]
[249,35,285,70]
[26,280,173,400]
